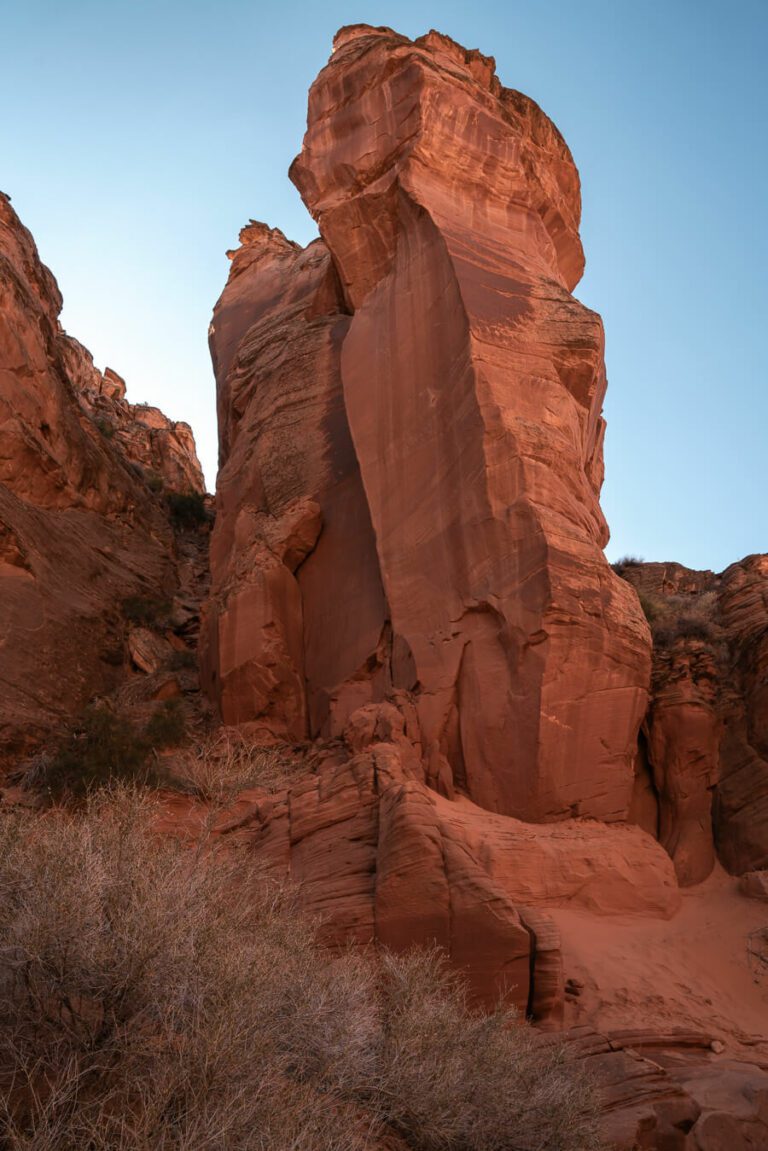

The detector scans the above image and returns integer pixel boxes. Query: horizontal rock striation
[161,700,678,1017]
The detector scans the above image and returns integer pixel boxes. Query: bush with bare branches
[0,788,601,1150]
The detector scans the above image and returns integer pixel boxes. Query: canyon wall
[0,191,204,760]
[3,24,768,1150]
[619,555,768,884]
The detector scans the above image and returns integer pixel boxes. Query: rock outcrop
[162,713,679,1019]
[197,25,683,1024]
[0,191,205,761]
[204,24,651,826]
[618,555,768,882]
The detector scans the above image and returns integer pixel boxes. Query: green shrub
[36,706,156,799]
[165,489,210,528]
[0,789,601,1150]
[94,416,115,439]
[35,700,192,799]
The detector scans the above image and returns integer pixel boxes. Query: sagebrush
[0,788,601,1150]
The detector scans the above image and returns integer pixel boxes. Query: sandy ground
[551,864,768,1049]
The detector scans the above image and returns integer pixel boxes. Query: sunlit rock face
[205,24,650,824]
[0,192,204,759]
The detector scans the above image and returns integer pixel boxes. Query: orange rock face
[0,192,204,758]
[164,703,678,1018]
[205,25,651,826]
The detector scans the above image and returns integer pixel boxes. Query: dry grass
[171,727,309,800]
[0,788,602,1150]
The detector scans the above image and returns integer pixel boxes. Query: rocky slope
[0,191,206,762]
[200,25,768,1149]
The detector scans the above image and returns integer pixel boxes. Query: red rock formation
[557,1028,768,1150]
[618,555,768,881]
[199,27,768,1132]
[205,25,651,827]
[160,706,678,1017]
[716,554,768,873]
[202,222,385,737]
[0,191,204,760]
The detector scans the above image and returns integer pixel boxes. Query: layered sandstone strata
[0,192,204,759]
[204,25,651,825]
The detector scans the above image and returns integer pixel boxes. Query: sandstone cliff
[200,20,683,1023]
[0,191,205,761]
[204,24,650,825]
[199,27,768,1147]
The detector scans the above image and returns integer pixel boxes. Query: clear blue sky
[2,0,765,572]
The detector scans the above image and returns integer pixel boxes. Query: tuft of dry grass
[0,787,602,1150]
[171,727,309,800]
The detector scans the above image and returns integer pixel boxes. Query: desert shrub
[121,594,172,628]
[144,698,187,749]
[145,471,164,493]
[612,554,644,574]
[674,614,718,643]
[0,789,600,1151]
[94,416,115,439]
[637,591,663,623]
[0,789,372,1150]
[165,490,209,528]
[375,948,601,1151]
[174,727,309,800]
[36,706,157,799]
[651,589,720,650]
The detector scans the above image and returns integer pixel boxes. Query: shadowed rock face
[205,24,651,825]
[619,556,768,882]
[0,192,204,759]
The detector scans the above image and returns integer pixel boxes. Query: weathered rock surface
[159,699,679,1017]
[204,24,651,827]
[0,192,205,760]
[557,1028,768,1151]
[618,556,768,882]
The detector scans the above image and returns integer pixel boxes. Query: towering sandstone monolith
[0,192,205,760]
[199,31,768,1143]
[203,24,651,824]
